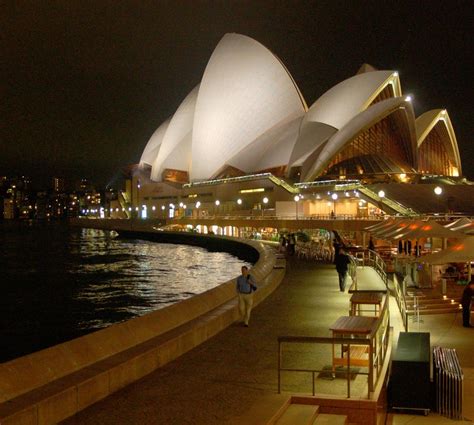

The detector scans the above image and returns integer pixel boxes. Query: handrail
[392,273,409,332]
[278,297,391,399]
[357,186,417,217]
[366,249,388,288]
[348,254,358,290]
[347,249,388,293]
[171,214,385,221]
[278,336,371,398]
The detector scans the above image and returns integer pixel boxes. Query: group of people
[278,233,296,255]
[397,239,422,256]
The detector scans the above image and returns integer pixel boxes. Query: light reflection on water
[71,228,250,329]
[0,222,251,362]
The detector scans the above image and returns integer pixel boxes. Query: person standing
[236,266,257,327]
[288,234,296,255]
[461,280,474,328]
[335,249,351,292]
[368,237,375,251]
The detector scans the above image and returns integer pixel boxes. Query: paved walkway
[61,259,474,425]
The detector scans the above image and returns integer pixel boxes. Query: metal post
[278,341,281,394]
[347,342,351,398]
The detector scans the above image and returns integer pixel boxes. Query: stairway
[269,402,349,425]
[405,285,464,315]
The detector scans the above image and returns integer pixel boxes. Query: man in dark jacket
[335,249,351,292]
[461,280,474,327]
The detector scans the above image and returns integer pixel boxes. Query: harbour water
[0,221,250,362]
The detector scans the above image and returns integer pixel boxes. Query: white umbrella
[444,217,471,229]
[388,220,467,240]
[419,237,474,281]
[364,219,396,232]
[419,237,474,264]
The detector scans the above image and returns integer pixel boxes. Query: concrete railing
[0,225,285,425]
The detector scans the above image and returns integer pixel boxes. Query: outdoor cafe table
[350,292,383,316]
[329,316,378,373]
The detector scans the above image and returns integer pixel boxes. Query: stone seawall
[0,219,285,425]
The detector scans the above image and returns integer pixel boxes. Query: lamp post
[331,193,338,217]
[215,199,220,216]
[377,190,385,216]
[161,205,166,219]
[195,201,201,218]
[434,186,443,214]
[136,179,141,218]
[262,197,268,217]
[294,195,300,220]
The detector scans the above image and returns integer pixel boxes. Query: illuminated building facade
[112,33,471,220]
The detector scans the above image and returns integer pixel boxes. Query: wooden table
[350,292,383,316]
[329,316,378,372]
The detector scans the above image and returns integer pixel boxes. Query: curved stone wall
[0,223,284,425]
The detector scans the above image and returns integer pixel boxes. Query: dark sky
[2,0,473,187]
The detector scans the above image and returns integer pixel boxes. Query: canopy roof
[384,219,466,240]
[419,237,474,264]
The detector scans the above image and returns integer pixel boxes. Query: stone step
[313,413,348,424]
[274,403,320,425]
[408,306,461,315]
[406,300,461,308]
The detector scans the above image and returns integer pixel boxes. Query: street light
[294,195,300,219]
[237,198,242,205]
[434,186,443,213]
[378,190,385,198]
[262,197,268,217]
[136,179,141,218]
[331,193,338,217]
[215,199,220,216]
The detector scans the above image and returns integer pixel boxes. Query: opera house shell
[139,33,462,184]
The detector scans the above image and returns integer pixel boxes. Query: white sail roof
[191,33,307,181]
[305,70,401,130]
[139,118,170,167]
[151,85,199,181]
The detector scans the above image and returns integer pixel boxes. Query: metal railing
[433,346,464,420]
[278,297,390,399]
[357,186,417,217]
[347,249,388,293]
[171,214,384,221]
[392,273,409,332]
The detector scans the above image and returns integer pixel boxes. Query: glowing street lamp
[262,197,269,217]
[378,190,385,198]
[215,199,220,216]
[196,201,201,208]
[434,186,443,213]
[331,193,338,217]
[237,198,242,205]
[294,195,300,219]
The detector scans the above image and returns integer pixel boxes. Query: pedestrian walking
[288,233,296,255]
[335,248,351,292]
[461,280,474,328]
[236,266,257,327]
[368,237,375,251]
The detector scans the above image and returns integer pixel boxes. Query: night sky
[2,0,473,187]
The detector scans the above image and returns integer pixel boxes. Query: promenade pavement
[61,258,474,425]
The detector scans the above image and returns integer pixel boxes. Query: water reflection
[0,222,250,361]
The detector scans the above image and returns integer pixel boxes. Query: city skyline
[3,1,473,185]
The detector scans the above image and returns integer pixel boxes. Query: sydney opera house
[114,33,472,220]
